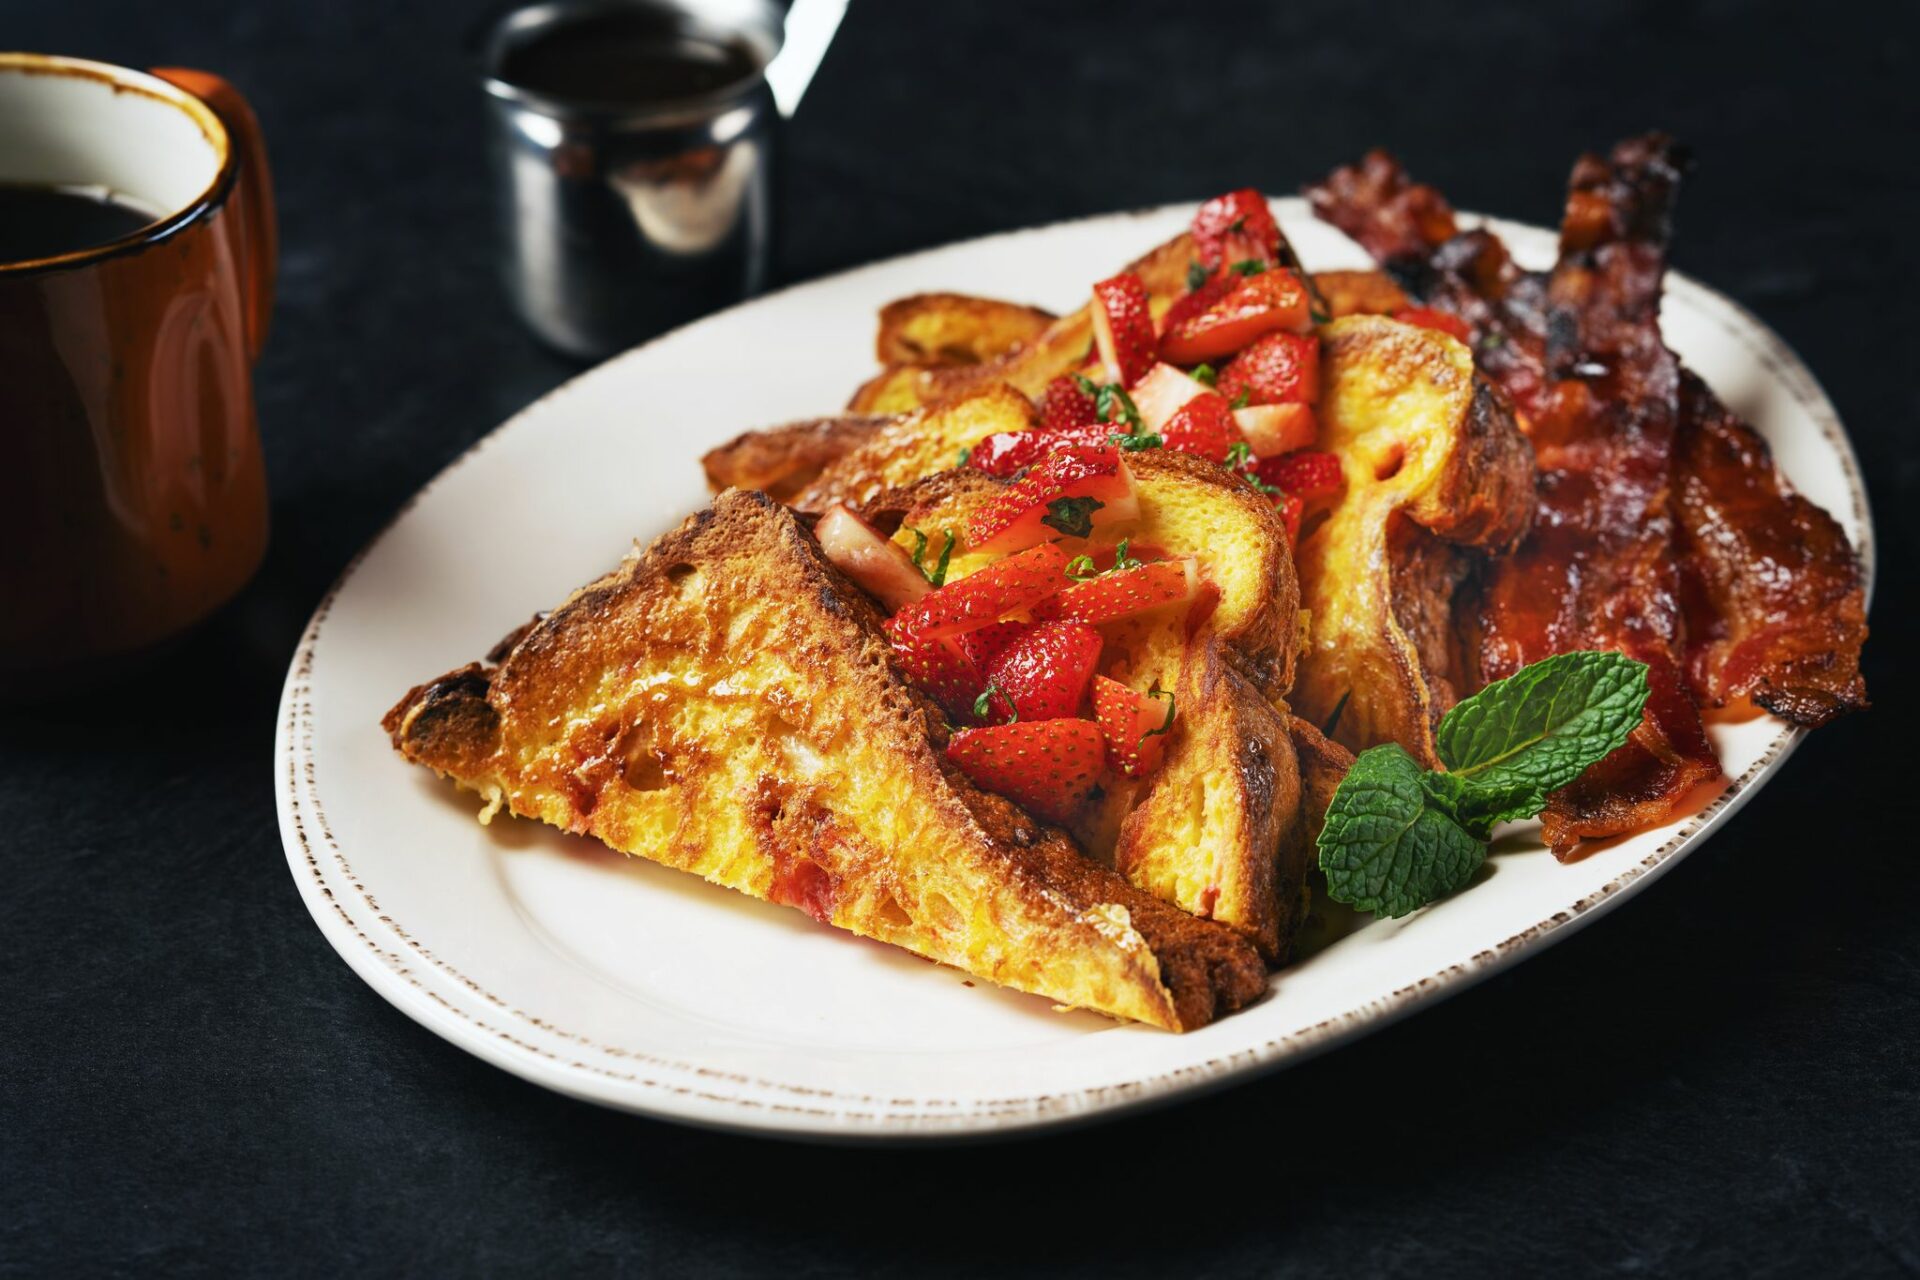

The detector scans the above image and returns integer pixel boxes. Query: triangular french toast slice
[865,451,1308,957]
[384,488,1267,1031]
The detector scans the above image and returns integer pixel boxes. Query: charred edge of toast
[700,415,893,500]
[384,489,1268,1029]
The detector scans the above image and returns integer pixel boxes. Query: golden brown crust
[384,489,1266,1031]
[700,415,891,500]
[1286,713,1354,849]
[792,384,1035,514]
[875,293,1057,367]
[846,233,1199,414]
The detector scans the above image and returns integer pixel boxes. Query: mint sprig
[1317,651,1650,917]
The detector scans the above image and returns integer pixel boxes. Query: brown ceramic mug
[0,54,276,696]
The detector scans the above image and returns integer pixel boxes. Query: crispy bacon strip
[1674,371,1868,723]
[1312,137,1727,854]
[1311,147,1868,736]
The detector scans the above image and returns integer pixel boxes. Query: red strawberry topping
[1038,374,1099,432]
[1191,189,1282,269]
[1216,331,1320,406]
[965,446,1140,556]
[1092,675,1177,777]
[946,719,1105,824]
[1233,403,1318,456]
[975,622,1102,724]
[889,542,1071,641]
[1159,392,1244,464]
[1033,558,1201,625]
[1091,273,1156,387]
[1160,270,1313,364]
[1253,449,1343,501]
[968,420,1114,478]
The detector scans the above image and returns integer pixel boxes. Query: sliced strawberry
[1092,675,1177,777]
[816,505,929,611]
[965,446,1140,556]
[1394,306,1472,344]
[1160,392,1243,464]
[1217,331,1319,406]
[1159,270,1313,364]
[885,618,1028,720]
[946,718,1105,824]
[1033,558,1201,625]
[1271,492,1304,542]
[1038,374,1099,432]
[976,622,1102,724]
[1254,449,1344,501]
[890,542,1071,641]
[1233,403,1318,456]
[1159,270,1234,339]
[968,420,1114,478]
[1091,273,1156,387]
[1128,362,1210,433]
[1191,189,1282,270]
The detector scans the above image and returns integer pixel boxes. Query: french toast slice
[793,384,1036,514]
[875,293,1057,367]
[846,233,1198,414]
[1292,316,1534,764]
[867,451,1307,957]
[700,414,889,501]
[383,488,1267,1031]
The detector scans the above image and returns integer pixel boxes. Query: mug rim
[0,52,238,278]
[471,0,784,127]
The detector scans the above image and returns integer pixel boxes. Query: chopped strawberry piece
[1272,492,1304,542]
[968,420,1114,478]
[1033,558,1202,625]
[1092,675,1177,777]
[889,542,1071,641]
[1038,375,1099,432]
[1160,392,1244,464]
[1159,270,1313,364]
[1217,331,1319,406]
[1254,449,1343,501]
[965,446,1140,556]
[946,718,1105,824]
[1191,189,1282,270]
[815,505,929,611]
[1159,270,1235,338]
[975,622,1102,724]
[1394,306,1472,344]
[1091,273,1156,387]
[1233,403,1318,456]
[1129,362,1210,433]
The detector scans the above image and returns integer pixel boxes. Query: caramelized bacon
[1312,137,1736,854]
[1674,371,1868,724]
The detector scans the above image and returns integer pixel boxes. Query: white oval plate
[276,199,1873,1141]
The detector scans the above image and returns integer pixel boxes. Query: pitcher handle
[151,67,278,361]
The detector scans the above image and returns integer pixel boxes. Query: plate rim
[274,198,1875,1142]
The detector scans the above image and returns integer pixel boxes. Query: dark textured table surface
[4,2,1915,1275]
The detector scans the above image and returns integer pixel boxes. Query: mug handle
[151,68,278,362]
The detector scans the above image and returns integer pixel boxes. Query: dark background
[4,2,1914,1275]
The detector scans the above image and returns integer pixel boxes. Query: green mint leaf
[1435,651,1650,798]
[1229,259,1267,277]
[1223,440,1252,468]
[956,446,972,467]
[1072,371,1102,399]
[1108,430,1163,451]
[1065,554,1099,581]
[1231,387,1252,410]
[907,527,928,568]
[1095,384,1142,429]
[1042,496,1104,539]
[925,528,956,587]
[973,683,1017,724]
[1186,261,1210,291]
[1317,744,1485,918]
[1112,537,1142,572]
[1138,688,1176,746]
[1191,362,1218,387]
[1309,303,1331,326]
[1418,770,1543,841]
